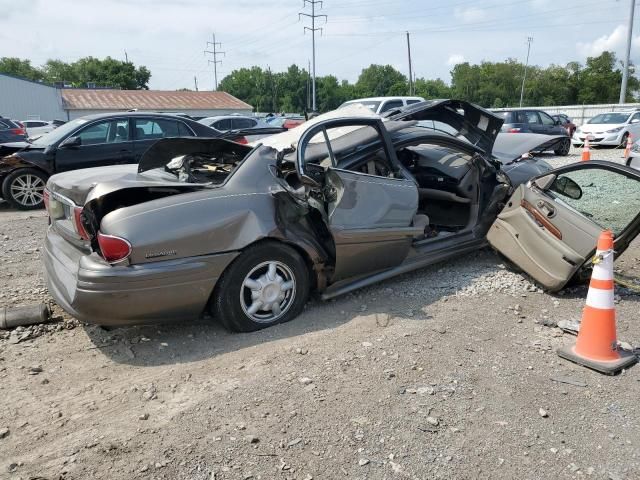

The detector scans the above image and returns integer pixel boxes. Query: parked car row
[0,112,284,209]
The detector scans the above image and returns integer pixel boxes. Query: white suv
[339,96,425,114]
[573,111,640,147]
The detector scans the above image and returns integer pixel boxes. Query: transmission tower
[299,0,327,112]
[204,33,225,91]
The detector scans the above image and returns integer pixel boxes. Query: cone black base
[557,346,637,375]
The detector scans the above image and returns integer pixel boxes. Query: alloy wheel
[240,261,296,323]
[9,173,45,207]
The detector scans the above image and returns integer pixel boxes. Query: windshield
[588,113,630,124]
[339,101,381,112]
[30,118,89,146]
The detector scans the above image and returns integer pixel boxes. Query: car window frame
[297,117,401,181]
[73,117,131,147]
[133,117,183,141]
[539,111,556,126]
[379,99,404,113]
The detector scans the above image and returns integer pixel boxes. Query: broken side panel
[325,168,421,282]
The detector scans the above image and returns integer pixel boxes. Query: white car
[22,119,64,139]
[339,96,425,114]
[572,111,640,147]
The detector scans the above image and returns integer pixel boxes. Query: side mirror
[632,118,640,124]
[551,175,582,200]
[60,135,81,148]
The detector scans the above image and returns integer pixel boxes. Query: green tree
[355,64,407,97]
[0,57,43,81]
[414,78,451,99]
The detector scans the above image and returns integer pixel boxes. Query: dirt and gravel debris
[1,146,639,479]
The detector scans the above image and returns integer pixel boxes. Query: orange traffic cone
[581,137,591,161]
[557,230,636,375]
[624,133,633,160]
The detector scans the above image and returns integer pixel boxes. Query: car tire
[1,168,48,210]
[553,138,571,156]
[212,241,310,332]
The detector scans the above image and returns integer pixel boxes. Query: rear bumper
[43,226,239,326]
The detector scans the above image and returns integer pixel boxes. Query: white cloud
[577,24,640,57]
[447,54,466,66]
[454,7,487,23]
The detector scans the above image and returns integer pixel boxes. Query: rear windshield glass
[588,113,630,124]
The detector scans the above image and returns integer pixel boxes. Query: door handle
[521,199,562,239]
[536,200,555,217]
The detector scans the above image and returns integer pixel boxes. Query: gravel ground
[1,146,640,479]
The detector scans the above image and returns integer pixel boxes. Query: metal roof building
[60,89,253,119]
[0,73,253,121]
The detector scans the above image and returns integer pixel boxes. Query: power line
[300,0,327,112]
[204,33,225,90]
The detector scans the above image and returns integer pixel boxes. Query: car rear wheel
[1,168,48,210]
[212,241,310,332]
[553,138,571,156]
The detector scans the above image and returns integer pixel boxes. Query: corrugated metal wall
[0,74,66,121]
[497,103,640,126]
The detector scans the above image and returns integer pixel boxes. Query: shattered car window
[547,169,640,235]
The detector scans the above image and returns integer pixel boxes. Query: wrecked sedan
[43,100,640,332]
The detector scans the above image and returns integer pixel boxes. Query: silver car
[43,100,640,332]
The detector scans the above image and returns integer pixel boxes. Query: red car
[552,114,576,137]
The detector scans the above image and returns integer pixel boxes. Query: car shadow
[83,248,514,367]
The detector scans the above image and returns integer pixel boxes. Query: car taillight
[508,128,522,133]
[97,232,131,264]
[235,136,248,144]
[10,128,25,136]
[72,207,90,240]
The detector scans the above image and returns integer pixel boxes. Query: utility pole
[300,0,327,112]
[204,33,225,90]
[620,0,636,104]
[194,76,198,92]
[406,32,413,96]
[519,36,533,108]
[308,60,312,111]
[124,50,129,63]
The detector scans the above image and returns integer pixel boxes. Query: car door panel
[296,118,420,283]
[487,185,601,290]
[488,161,640,291]
[325,168,420,281]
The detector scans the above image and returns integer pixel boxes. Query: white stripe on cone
[591,249,614,280]
[585,287,615,310]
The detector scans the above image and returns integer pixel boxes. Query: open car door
[296,117,422,283]
[487,161,640,291]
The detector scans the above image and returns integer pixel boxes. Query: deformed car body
[42,100,640,332]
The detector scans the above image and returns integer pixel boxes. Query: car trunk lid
[384,99,503,155]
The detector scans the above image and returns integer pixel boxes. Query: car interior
[294,124,480,239]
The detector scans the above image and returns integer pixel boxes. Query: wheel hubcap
[240,261,296,323]
[10,174,45,207]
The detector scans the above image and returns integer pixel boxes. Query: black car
[0,112,223,209]
[494,109,570,156]
[0,117,27,144]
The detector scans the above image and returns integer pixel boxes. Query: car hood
[0,141,39,156]
[492,133,566,164]
[385,99,503,155]
[580,123,624,133]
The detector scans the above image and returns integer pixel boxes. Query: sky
[0,0,638,90]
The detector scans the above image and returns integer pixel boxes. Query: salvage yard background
[1,147,639,479]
